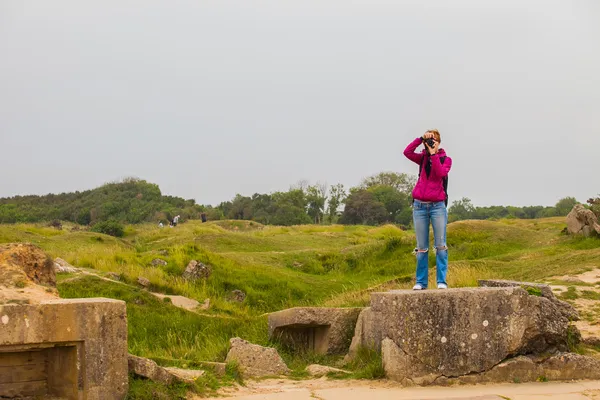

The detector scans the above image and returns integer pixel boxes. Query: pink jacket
[403,137,452,203]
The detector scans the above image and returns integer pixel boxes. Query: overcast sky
[1,0,598,207]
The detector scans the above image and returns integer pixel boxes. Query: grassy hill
[0,178,204,224]
[1,217,599,397]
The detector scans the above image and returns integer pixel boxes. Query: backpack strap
[440,156,448,206]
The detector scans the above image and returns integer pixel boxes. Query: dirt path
[197,379,600,400]
[548,268,600,340]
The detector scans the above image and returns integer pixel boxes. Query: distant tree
[270,190,311,226]
[367,185,411,222]
[340,190,388,226]
[251,193,275,224]
[326,183,346,223]
[555,197,578,216]
[0,178,204,224]
[360,172,416,195]
[306,183,327,224]
[448,197,475,222]
[227,194,253,220]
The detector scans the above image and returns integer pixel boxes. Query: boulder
[478,279,579,321]
[541,352,600,380]
[150,258,167,267]
[566,204,600,236]
[128,355,204,384]
[54,257,80,274]
[230,289,246,302]
[182,260,212,280]
[370,287,570,383]
[305,364,350,377]
[225,337,289,378]
[137,277,150,287]
[268,307,362,355]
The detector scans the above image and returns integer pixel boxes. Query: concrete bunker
[0,343,79,398]
[0,299,128,400]
[272,323,331,354]
[268,307,362,355]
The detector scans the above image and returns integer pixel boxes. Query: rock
[128,354,180,385]
[566,204,600,237]
[461,352,600,384]
[346,307,384,361]
[137,277,150,287]
[230,289,246,302]
[0,243,56,287]
[268,307,362,355]
[163,367,205,383]
[478,279,579,321]
[583,336,600,347]
[458,356,541,385]
[182,260,212,280]
[151,258,167,267]
[541,352,600,380]
[225,337,289,378]
[370,287,570,383]
[305,364,350,377]
[54,257,80,274]
[200,298,210,310]
[158,249,169,256]
[197,361,226,376]
[0,243,58,305]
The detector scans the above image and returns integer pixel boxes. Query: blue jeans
[413,200,448,288]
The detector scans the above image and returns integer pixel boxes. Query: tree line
[0,174,591,227]
[0,178,203,224]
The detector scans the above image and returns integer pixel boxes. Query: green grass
[2,216,599,395]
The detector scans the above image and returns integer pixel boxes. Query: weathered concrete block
[370,287,570,383]
[225,337,289,378]
[268,307,362,355]
[478,279,579,321]
[345,307,384,361]
[0,298,128,399]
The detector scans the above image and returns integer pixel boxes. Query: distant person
[201,213,207,223]
[158,222,164,228]
[404,130,452,290]
[173,215,180,227]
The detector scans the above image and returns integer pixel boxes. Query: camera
[425,138,436,148]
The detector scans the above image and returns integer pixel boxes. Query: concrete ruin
[345,287,600,385]
[268,307,362,355]
[0,299,128,399]
[0,243,128,399]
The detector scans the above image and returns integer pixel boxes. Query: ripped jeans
[413,200,448,288]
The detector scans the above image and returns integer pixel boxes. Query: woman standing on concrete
[404,130,452,290]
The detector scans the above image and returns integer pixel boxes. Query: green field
[1,217,599,397]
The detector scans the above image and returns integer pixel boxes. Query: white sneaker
[437,283,448,289]
[412,284,425,290]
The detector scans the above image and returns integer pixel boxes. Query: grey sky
[1,0,598,207]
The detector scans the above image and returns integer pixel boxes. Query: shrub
[91,220,125,237]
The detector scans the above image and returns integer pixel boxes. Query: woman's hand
[424,138,440,155]
[422,132,435,140]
